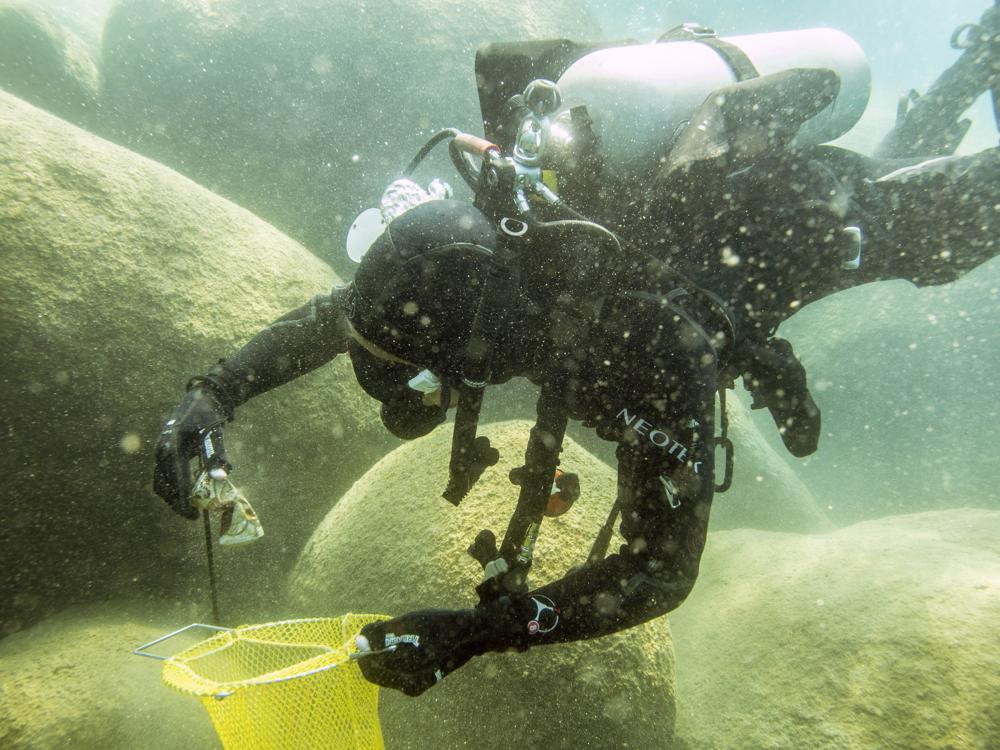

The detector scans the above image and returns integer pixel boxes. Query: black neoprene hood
[347,339,447,439]
[343,200,499,378]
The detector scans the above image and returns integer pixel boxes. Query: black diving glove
[355,600,530,696]
[739,338,821,458]
[153,385,232,519]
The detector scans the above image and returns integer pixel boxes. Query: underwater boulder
[670,508,1000,750]
[98,0,601,273]
[21,0,116,50]
[290,419,678,750]
[0,2,100,127]
[0,602,218,749]
[711,392,832,532]
[0,90,390,634]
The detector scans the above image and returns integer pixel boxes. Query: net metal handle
[133,623,232,660]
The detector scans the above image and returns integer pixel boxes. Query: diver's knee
[625,563,699,614]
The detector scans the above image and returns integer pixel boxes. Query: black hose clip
[714,387,735,493]
[714,435,735,493]
[468,529,499,570]
[468,529,531,605]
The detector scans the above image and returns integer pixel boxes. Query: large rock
[24,0,116,50]
[670,508,1000,750]
[0,602,218,749]
[0,2,100,126]
[290,419,677,750]
[712,391,831,532]
[99,0,601,271]
[0,90,391,634]
[774,271,1000,525]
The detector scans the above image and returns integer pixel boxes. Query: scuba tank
[552,27,872,185]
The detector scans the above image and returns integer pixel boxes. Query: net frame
[161,614,389,750]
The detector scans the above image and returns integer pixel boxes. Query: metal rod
[202,510,221,624]
[133,623,232,660]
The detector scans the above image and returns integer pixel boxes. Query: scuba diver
[154,13,1000,696]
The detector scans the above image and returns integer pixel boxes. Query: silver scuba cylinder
[553,28,871,184]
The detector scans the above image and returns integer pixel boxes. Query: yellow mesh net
[162,614,390,750]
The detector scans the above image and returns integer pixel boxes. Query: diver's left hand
[355,608,494,696]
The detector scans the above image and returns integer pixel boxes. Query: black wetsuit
[197,255,726,647]
[197,145,1000,650]
[638,145,1000,337]
[506,145,1000,645]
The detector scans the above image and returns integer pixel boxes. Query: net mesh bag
[162,614,389,750]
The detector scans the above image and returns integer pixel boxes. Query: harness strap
[587,473,628,566]
[627,287,737,364]
[700,38,760,82]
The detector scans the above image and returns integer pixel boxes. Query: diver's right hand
[153,385,231,519]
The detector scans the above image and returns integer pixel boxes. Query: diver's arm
[153,288,349,517]
[506,315,721,646]
[506,438,715,646]
[196,289,350,414]
[355,425,716,696]
[356,310,719,694]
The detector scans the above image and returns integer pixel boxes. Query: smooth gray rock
[0,603,218,749]
[670,508,1000,750]
[0,2,100,126]
[0,90,390,634]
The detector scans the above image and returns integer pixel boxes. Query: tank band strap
[657,24,760,82]
[696,37,760,82]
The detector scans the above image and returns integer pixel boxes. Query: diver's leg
[852,148,1000,286]
[524,335,719,643]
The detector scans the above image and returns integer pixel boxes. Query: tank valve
[523,78,562,116]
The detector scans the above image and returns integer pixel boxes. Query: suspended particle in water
[120,433,142,454]
[311,54,334,76]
